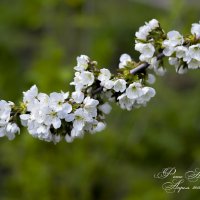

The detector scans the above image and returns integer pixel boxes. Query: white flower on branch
[113,79,127,92]
[71,71,94,91]
[135,19,159,41]
[175,46,189,60]
[57,103,74,122]
[148,19,159,30]
[103,80,114,90]
[23,85,38,106]
[188,44,200,61]
[187,58,200,69]
[136,87,156,105]
[1,19,200,144]
[72,91,84,103]
[0,100,20,140]
[74,55,89,71]
[73,108,91,131]
[146,74,156,84]
[98,68,114,90]
[83,97,99,118]
[6,123,20,140]
[135,43,155,61]
[164,31,184,47]
[150,57,166,76]
[119,54,132,69]
[49,92,68,112]
[117,94,135,111]
[163,31,184,56]
[126,82,144,100]
[98,68,111,82]
[0,100,11,123]
[191,22,200,38]
[92,122,106,133]
[135,25,151,41]
[98,103,112,115]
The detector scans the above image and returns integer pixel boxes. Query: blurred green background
[1,0,200,199]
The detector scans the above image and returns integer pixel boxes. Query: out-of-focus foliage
[1,0,200,199]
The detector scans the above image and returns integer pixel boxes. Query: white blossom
[163,46,175,57]
[150,57,166,76]
[146,74,156,84]
[135,43,155,61]
[72,91,84,103]
[0,100,20,140]
[98,103,112,115]
[175,46,189,60]
[98,68,111,82]
[57,103,73,122]
[83,97,99,118]
[148,19,159,30]
[92,122,106,133]
[119,54,132,68]
[71,128,84,138]
[49,92,67,112]
[169,57,188,74]
[135,25,151,40]
[169,57,179,66]
[191,22,200,38]
[135,19,159,41]
[187,58,200,69]
[65,134,74,143]
[163,31,184,47]
[101,91,115,102]
[81,71,95,86]
[188,44,200,61]
[113,79,126,92]
[98,68,114,90]
[155,67,166,76]
[23,85,38,105]
[45,111,62,129]
[73,108,91,131]
[163,31,184,56]
[0,100,11,124]
[176,65,188,74]
[126,82,144,99]
[71,71,94,91]
[103,80,114,90]
[117,94,135,111]
[136,87,156,105]
[51,134,62,144]
[74,55,89,71]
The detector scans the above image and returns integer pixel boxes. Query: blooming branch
[0,19,200,144]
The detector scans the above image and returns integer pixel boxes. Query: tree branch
[130,52,165,74]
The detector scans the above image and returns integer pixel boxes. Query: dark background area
[1,0,200,199]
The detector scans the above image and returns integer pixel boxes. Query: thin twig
[130,52,165,74]
[92,86,103,95]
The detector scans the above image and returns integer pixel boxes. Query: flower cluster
[163,23,200,74]
[20,86,73,143]
[135,19,159,41]
[19,84,106,143]
[0,100,20,140]
[135,19,200,75]
[97,56,156,111]
[0,19,199,143]
[135,19,166,76]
